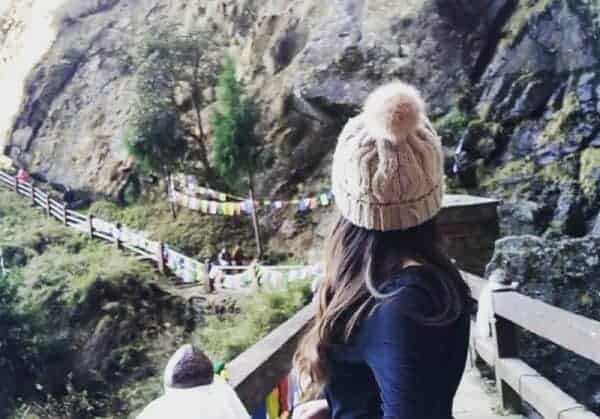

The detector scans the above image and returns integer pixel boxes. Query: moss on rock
[538,92,580,146]
[480,159,536,191]
[504,0,557,46]
[580,147,600,200]
[434,107,470,145]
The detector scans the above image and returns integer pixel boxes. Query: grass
[21,242,155,306]
[0,189,75,250]
[195,280,312,363]
[1,186,315,418]
[88,198,255,258]
[0,189,156,307]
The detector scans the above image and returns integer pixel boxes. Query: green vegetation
[88,199,254,257]
[538,93,580,146]
[0,189,163,417]
[196,281,312,363]
[129,25,218,175]
[0,270,37,417]
[124,26,221,214]
[580,148,600,200]
[0,188,312,417]
[22,242,155,306]
[434,107,469,145]
[210,57,264,256]
[537,156,579,186]
[124,97,187,217]
[210,57,262,193]
[504,0,556,45]
[480,159,536,191]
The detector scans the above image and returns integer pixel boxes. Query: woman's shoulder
[372,265,449,317]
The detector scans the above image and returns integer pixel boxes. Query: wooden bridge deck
[455,361,523,419]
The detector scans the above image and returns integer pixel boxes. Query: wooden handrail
[465,274,600,418]
[228,303,315,409]
[494,290,600,366]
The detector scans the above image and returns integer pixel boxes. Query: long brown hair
[293,215,470,399]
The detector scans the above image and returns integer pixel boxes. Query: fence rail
[464,274,600,419]
[0,170,319,288]
[0,170,164,265]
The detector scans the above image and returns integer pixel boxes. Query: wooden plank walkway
[455,362,524,419]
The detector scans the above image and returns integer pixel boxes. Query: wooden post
[156,242,165,274]
[204,263,212,293]
[62,203,68,226]
[45,195,50,217]
[251,262,261,289]
[30,181,36,207]
[87,214,94,238]
[491,272,522,413]
[248,187,263,259]
[115,224,122,249]
[13,176,18,193]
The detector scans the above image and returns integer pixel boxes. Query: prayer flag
[200,200,209,213]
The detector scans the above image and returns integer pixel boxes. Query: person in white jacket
[137,344,250,419]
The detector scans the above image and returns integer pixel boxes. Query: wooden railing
[0,169,321,287]
[0,170,165,265]
[228,271,600,417]
[464,272,600,419]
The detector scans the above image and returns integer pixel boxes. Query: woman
[293,81,471,419]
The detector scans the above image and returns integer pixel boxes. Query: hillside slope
[1,0,599,246]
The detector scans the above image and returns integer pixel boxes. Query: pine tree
[210,58,263,256]
[211,58,261,191]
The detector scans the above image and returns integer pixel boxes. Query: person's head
[294,81,470,399]
[164,344,214,390]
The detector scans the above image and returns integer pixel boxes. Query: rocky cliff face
[2,0,599,236]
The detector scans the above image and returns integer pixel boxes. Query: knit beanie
[332,81,444,231]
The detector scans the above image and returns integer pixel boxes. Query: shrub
[196,281,312,363]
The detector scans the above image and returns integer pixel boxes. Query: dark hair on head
[294,215,471,399]
[165,344,214,389]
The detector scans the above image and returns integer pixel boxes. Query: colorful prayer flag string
[169,188,334,216]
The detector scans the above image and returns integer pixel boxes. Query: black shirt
[324,266,470,419]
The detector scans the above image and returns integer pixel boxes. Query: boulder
[497,200,539,236]
[486,235,600,413]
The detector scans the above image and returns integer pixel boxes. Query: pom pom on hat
[362,81,425,139]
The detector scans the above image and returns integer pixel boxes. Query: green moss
[434,108,469,144]
[538,93,579,146]
[537,157,578,185]
[504,0,556,45]
[480,159,536,190]
[580,148,600,199]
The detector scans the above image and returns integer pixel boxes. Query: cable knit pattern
[332,81,444,231]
